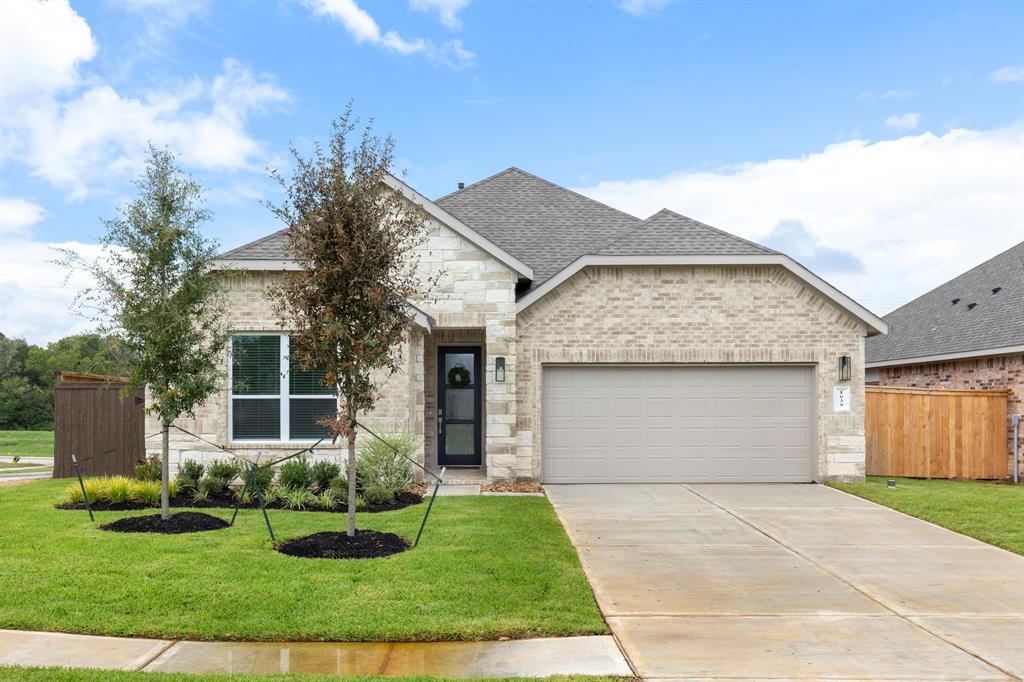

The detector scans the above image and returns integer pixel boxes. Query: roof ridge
[512,167,642,222]
[655,208,778,255]
[595,210,669,254]
[882,240,1024,320]
[434,167,521,203]
[218,228,289,259]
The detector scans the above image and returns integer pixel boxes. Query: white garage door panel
[542,365,815,483]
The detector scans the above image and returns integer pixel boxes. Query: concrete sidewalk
[0,630,632,677]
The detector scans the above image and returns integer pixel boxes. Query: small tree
[268,108,437,537]
[64,146,228,520]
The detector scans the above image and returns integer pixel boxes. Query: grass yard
[0,479,606,641]
[0,430,54,458]
[830,476,1024,555]
[1,670,628,682]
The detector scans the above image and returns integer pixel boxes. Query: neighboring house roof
[596,209,778,256]
[866,241,1024,367]
[435,167,641,290]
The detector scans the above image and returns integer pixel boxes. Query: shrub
[356,433,414,497]
[328,475,348,499]
[107,477,132,504]
[242,464,274,491]
[207,459,240,482]
[281,487,316,511]
[316,489,337,510]
[361,483,394,507]
[134,454,161,482]
[279,456,314,491]
[191,487,209,504]
[132,480,161,506]
[310,459,341,491]
[176,459,204,490]
[199,475,228,495]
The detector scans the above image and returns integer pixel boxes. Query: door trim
[437,345,483,466]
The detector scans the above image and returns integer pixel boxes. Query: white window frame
[228,332,338,443]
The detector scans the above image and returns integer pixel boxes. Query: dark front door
[437,346,482,466]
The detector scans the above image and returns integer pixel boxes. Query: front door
[437,346,482,466]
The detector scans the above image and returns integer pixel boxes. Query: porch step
[430,484,481,496]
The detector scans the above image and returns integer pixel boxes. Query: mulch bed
[99,511,229,534]
[275,530,409,559]
[59,490,423,514]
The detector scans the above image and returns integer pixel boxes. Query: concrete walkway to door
[546,483,1024,681]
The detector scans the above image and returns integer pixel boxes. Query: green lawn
[2,670,627,682]
[0,479,606,641]
[830,476,1024,555]
[0,430,54,458]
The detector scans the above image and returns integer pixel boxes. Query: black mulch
[99,511,230,534]
[59,490,423,514]
[275,530,409,559]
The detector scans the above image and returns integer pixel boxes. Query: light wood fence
[865,386,1008,479]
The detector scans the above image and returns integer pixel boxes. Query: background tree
[64,147,228,520]
[268,108,437,537]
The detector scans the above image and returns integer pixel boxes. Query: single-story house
[866,241,1023,475]
[149,167,886,483]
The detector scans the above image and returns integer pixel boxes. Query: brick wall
[876,353,1023,476]
[516,265,869,482]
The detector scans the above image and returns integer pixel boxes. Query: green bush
[316,489,337,510]
[328,474,348,499]
[107,477,132,504]
[243,464,274,491]
[198,475,228,495]
[176,459,204,490]
[133,480,161,506]
[356,433,414,497]
[134,454,161,482]
[361,483,394,507]
[207,459,240,482]
[310,459,341,491]
[61,476,177,507]
[279,456,313,490]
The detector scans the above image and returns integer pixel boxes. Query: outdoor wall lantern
[495,357,506,382]
[838,355,852,382]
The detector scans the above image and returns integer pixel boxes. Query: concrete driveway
[546,483,1024,681]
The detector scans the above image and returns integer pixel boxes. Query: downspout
[1013,414,1021,484]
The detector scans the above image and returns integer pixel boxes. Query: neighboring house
[866,241,1024,474]
[149,168,886,483]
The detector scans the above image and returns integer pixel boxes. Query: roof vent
[992,287,1002,294]
[967,302,977,310]
[458,182,465,190]
[951,298,960,305]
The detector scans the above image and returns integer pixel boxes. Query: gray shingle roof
[598,209,777,256]
[866,241,1024,364]
[435,167,641,290]
[219,229,289,259]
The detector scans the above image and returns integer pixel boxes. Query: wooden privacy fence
[866,386,1008,479]
[52,372,145,478]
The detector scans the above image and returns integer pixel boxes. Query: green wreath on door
[447,364,471,389]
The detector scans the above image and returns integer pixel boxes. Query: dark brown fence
[866,386,1009,479]
[52,372,145,478]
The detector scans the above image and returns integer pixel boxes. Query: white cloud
[576,125,1024,314]
[884,112,921,131]
[108,0,207,58]
[618,0,670,16]
[303,0,473,67]
[0,237,107,345]
[880,89,917,99]
[0,1,288,199]
[990,66,1024,84]
[0,199,46,236]
[410,0,470,30]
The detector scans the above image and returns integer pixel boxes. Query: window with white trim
[229,334,336,441]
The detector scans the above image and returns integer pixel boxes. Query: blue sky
[1,0,1022,343]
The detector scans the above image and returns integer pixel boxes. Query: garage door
[542,365,815,483]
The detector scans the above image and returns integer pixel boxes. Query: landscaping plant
[61,147,229,521]
[267,105,438,537]
[279,456,314,490]
[356,432,414,500]
[134,454,161,482]
[176,459,204,490]
[311,459,341,491]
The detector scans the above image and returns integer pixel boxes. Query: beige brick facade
[516,265,868,482]
[876,353,1023,476]
[149,228,871,482]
